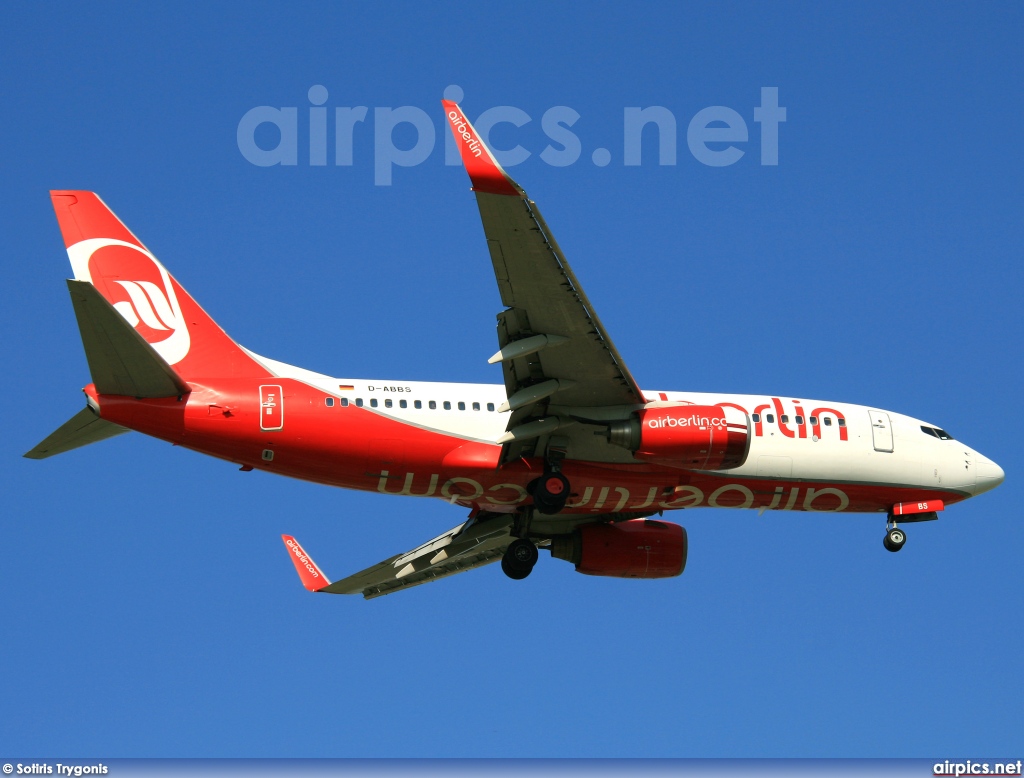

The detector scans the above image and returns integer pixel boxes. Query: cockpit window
[921,425,955,441]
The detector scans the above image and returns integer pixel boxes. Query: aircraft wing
[442,101,645,464]
[282,514,515,599]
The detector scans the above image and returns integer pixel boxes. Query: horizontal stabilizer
[68,279,189,398]
[24,406,128,459]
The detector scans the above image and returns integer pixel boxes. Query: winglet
[442,100,524,197]
[281,535,332,592]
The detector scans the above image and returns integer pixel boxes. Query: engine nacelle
[606,404,750,470]
[551,519,687,578]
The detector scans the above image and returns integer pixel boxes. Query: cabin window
[414,400,422,409]
[838,419,846,427]
[400,399,407,409]
[809,416,818,426]
[473,402,481,411]
[752,413,760,423]
[325,397,335,407]
[458,401,466,411]
[341,397,349,407]
[370,398,378,408]
[781,415,790,424]
[443,401,452,410]
[487,403,495,411]
[795,415,804,425]
[384,399,392,408]
[766,414,775,423]
[429,401,436,410]
[823,417,832,426]
[356,398,364,407]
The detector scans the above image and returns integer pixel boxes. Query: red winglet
[442,100,523,197]
[281,535,331,592]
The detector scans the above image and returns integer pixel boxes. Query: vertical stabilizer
[51,191,271,381]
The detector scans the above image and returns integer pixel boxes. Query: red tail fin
[51,191,270,381]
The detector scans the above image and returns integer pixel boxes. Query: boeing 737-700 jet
[26,100,1004,598]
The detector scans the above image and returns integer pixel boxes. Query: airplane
[26,99,1004,599]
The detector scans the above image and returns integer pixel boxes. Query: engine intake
[551,519,687,579]
[606,404,749,470]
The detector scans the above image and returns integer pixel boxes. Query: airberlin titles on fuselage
[374,471,855,513]
[645,411,727,429]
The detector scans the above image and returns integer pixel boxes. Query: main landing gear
[501,538,539,580]
[530,471,570,515]
[883,518,907,553]
[530,440,571,515]
[505,451,570,579]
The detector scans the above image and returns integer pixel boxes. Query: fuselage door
[260,384,284,431]
[869,410,893,452]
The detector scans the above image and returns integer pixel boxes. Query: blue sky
[2,1,1021,759]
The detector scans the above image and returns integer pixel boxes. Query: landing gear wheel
[501,538,539,580]
[531,472,570,515]
[501,556,532,580]
[508,537,539,568]
[883,526,906,553]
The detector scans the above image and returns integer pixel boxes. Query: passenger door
[869,410,893,452]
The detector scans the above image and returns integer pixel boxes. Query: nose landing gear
[883,520,906,553]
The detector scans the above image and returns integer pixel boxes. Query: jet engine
[550,519,687,578]
[606,404,750,470]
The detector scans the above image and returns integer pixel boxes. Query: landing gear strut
[502,538,539,580]
[883,518,906,553]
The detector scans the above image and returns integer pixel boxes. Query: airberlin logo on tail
[112,280,178,331]
[65,238,191,366]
